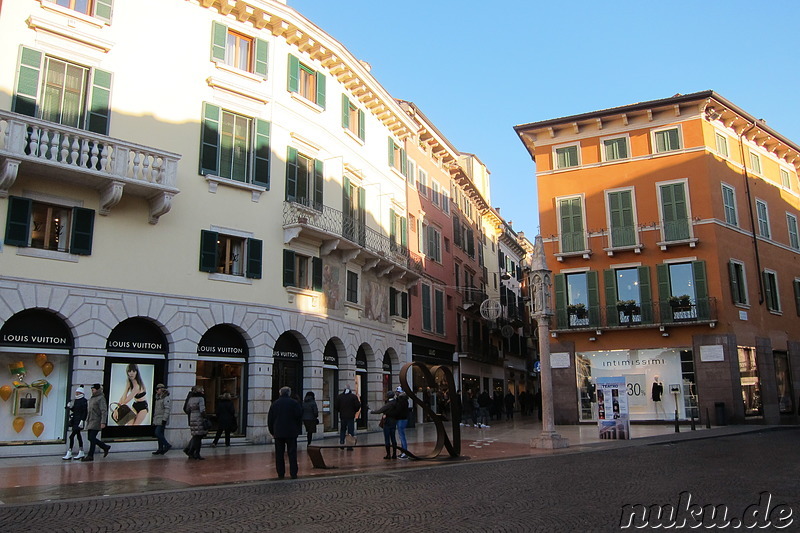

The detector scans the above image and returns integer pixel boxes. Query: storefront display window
[198,324,248,435]
[773,351,793,414]
[738,346,760,416]
[322,340,339,431]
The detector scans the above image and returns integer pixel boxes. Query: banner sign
[597,376,630,440]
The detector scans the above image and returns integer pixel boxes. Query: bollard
[674,410,680,433]
[705,407,711,429]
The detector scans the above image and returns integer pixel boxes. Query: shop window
[773,351,794,414]
[738,346,761,417]
[4,196,94,255]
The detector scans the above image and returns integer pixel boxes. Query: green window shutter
[252,119,270,188]
[200,103,221,175]
[312,257,323,291]
[604,269,618,326]
[389,287,397,316]
[421,284,432,331]
[314,159,324,210]
[282,250,295,287]
[199,230,218,273]
[4,196,32,247]
[285,146,298,201]
[638,266,652,323]
[728,261,741,305]
[587,271,600,327]
[435,290,444,333]
[315,71,326,108]
[692,260,709,319]
[401,292,409,318]
[287,54,299,93]
[656,264,671,322]
[554,274,567,328]
[358,109,365,140]
[400,148,407,176]
[211,21,227,62]
[609,190,634,247]
[69,207,94,255]
[357,187,366,228]
[87,68,112,134]
[660,183,689,240]
[794,280,800,316]
[341,94,350,129]
[389,208,396,243]
[763,271,774,311]
[453,216,461,247]
[14,46,43,117]
[560,198,583,252]
[246,238,262,279]
[92,0,113,23]
[387,137,394,167]
[254,38,268,77]
[400,216,407,247]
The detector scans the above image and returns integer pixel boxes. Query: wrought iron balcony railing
[554,298,717,331]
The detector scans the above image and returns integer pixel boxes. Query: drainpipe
[738,122,764,305]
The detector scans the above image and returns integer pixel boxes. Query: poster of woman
[107,362,154,426]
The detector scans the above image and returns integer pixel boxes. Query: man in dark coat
[268,386,303,479]
[335,385,361,449]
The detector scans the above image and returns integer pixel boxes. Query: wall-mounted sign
[107,318,166,354]
[700,344,725,362]
[0,309,72,349]
[551,352,571,369]
[198,325,248,358]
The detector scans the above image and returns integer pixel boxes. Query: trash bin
[714,402,726,426]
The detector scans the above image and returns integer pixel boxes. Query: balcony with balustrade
[553,297,718,332]
[283,200,422,283]
[0,110,181,224]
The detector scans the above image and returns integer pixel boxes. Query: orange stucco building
[516,91,800,426]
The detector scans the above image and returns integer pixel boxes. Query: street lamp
[529,235,569,449]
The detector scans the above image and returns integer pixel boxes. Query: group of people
[63,383,111,461]
[459,388,542,427]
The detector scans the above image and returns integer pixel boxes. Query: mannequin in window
[652,376,665,419]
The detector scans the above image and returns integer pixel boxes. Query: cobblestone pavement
[1,427,798,532]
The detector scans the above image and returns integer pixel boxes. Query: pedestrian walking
[184,386,208,460]
[394,386,410,458]
[335,385,360,449]
[63,385,87,460]
[267,386,303,479]
[478,390,491,428]
[211,392,236,448]
[373,391,400,459]
[301,391,319,445]
[152,384,172,455]
[504,389,516,421]
[81,383,110,461]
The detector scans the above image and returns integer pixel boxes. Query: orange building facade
[516,91,800,426]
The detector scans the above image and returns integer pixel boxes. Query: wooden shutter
[93,0,113,23]
[453,216,461,247]
[400,216,407,247]
[358,109,365,140]
[4,196,32,247]
[389,287,397,316]
[435,290,444,333]
[312,257,323,291]
[401,292,409,318]
[285,146,298,201]
[608,190,634,247]
[728,261,741,305]
[692,261,708,319]
[587,270,600,327]
[314,159,324,211]
[341,95,350,129]
[69,207,95,255]
[421,284,432,331]
[199,230,218,273]
[200,103,220,175]
[559,197,583,252]
[656,264,671,321]
[763,271,774,311]
[282,250,295,286]
[400,148,407,176]
[211,22,227,62]
[252,119,270,188]
[638,266,652,323]
[14,47,43,117]
[315,71,326,109]
[254,38,268,77]
[554,273,567,328]
[287,54,299,93]
[389,208,396,243]
[246,238,262,279]
[387,137,394,167]
[604,269,618,326]
[660,183,689,240]
[87,68,112,134]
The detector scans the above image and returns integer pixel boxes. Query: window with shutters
[282,250,322,291]
[553,271,599,328]
[658,181,691,242]
[13,47,112,135]
[606,189,636,248]
[346,271,359,303]
[389,288,409,319]
[200,103,270,188]
[341,95,365,141]
[787,213,799,250]
[794,279,800,317]
[749,152,762,174]
[601,136,629,162]
[554,143,579,169]
[4,196,95,256]
[756,199,770,238]
[728,260,748,306]
[605,267,652,326]
[431,180,441,207]
[47,0,113,22]
[210,22,268,77]
[763,270,780,313]
[557,196,585,253]
[715,132,729,157]
[287,54,325,108]
[780,168,793,190]
[722,184,738,226]
[389,209,407,252]
[387,137,405,174]
[656,261,709,322]
[652,126,682,153]
[426,226,442,263]
[199,229,262,280]
[286,147,323,210]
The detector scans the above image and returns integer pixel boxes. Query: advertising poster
[597,376,630,440]
[107,362,154,427]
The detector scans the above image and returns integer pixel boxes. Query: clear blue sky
[291,0,800,238]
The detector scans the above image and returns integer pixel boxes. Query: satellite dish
[479,299,501,320]
[501,325,515,338]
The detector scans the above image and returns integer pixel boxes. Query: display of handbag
[110,402,136,426]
